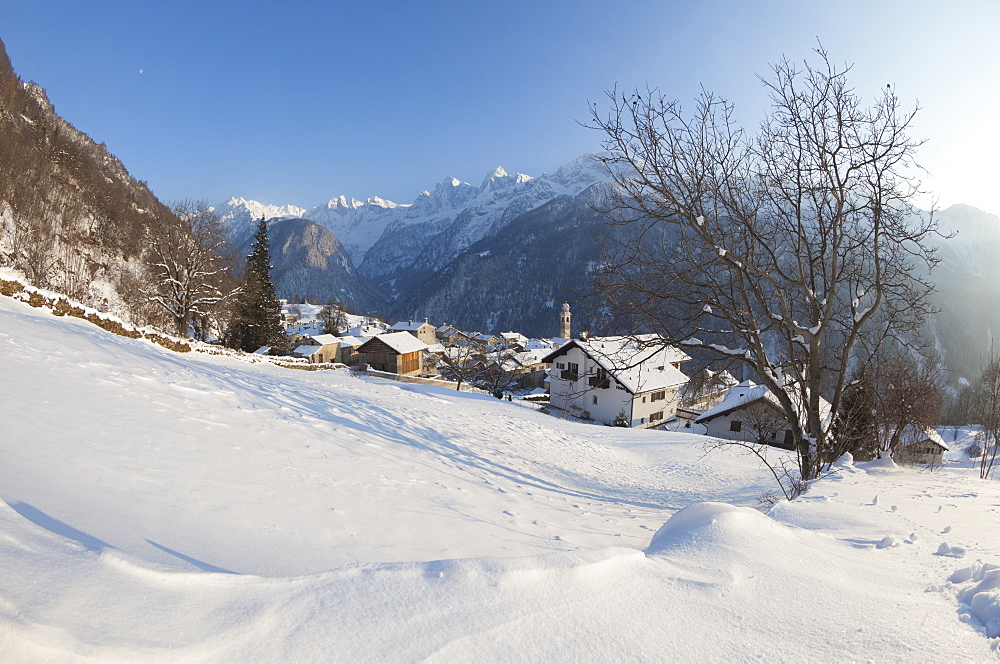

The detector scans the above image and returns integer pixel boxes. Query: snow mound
[645,502,792,555]
[952,562,1000,637]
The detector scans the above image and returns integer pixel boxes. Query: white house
[695,380,831,448]
[891,426,949,465]
[542,335,690,428]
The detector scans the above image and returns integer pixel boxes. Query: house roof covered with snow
[359,331,428,355]
[695,380,833,429]
[894,425,950,451]
[390,319,434,332]
[293,345,323,357]
[336,335,365,348]
[308,334,340,346]
[543,335,690,394]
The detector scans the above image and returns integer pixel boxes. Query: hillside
[0,38,170,308]
[2,293,999,660]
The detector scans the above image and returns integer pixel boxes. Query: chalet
[695,381,831,448]
[356,332,428,376]
[389,318,437,345]
[891,426,949,465]
[542,335,690,428]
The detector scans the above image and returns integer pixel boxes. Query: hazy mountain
[925,204,1000,383]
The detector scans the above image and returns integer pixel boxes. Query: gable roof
[695,381,773,423]
[336,335,365,348]
[358,331,428,355]
[695,380,833,429]
[293,345,324,357]
[894,425,950,451]
[542,335,690,394]
[308,334,340,346]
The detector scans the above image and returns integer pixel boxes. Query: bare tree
[318,301,348,335]
[742,401,788,447]
[589,47,939,485]
[972,356,1000,479]
[870,353,945,457]
[146,200,238,337]
[477,340,522,396]
[438,336,487,391]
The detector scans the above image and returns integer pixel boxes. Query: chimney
[424,318,429,324]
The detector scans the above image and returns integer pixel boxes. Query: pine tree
[226,217,284,352]
[832,366,879,462]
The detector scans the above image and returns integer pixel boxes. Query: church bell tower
[560,302,571,339]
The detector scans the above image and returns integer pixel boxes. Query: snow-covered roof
[544,336,690,394]
[360,331,428,355]
[293,345,323,357]
[336,335,365,348]
[524,339,555,351]
[349,324,385,338]
[695,380,833,429]
[390,320,434,332]
[695,381,772,423]
[308,334,340,346]
[252,346,271,355]
[894,425,950,451]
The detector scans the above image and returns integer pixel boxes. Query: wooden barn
[356,332,428,376]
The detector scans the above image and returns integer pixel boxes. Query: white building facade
[543,336,689,428]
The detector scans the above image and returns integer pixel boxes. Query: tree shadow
[9,500,111,550]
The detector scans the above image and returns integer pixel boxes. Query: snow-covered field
[2,295,999,661]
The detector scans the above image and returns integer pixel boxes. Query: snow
[2,295,1000,660]
[357,330,428,354]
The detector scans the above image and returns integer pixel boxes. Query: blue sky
[4,1,1000,214]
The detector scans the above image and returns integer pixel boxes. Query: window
[592,396,598,405]
[684,421,691,428]
[568,362,579,374]
[730,420,742,433]
[650,411,663,422]
[651,390,666,402]
[642,396,646,403]
[556,362,565,370]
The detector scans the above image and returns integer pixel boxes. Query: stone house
[389,318,437,345]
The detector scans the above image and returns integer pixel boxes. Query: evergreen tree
[226,217,284,352]
[831,366,879,462]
